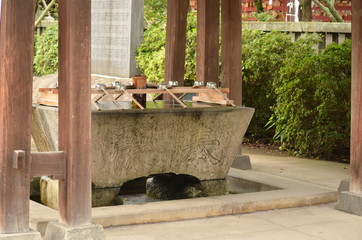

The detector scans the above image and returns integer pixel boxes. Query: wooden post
[196,0,220,84]
[350,0,362,194]
[0,0,35,234]
[221,0,242,106]
[58,0,92,226]
[164,0,189,86]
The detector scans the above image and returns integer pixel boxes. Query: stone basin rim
[33,104,254,115]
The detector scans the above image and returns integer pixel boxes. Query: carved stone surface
[90,107,254,188]
[32,106,254,206]
[91,0,144,77]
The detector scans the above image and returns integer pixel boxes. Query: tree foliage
[242,30,321,139]
[272,40,351,159]
[136,1,197,84]
[33,23,58,76]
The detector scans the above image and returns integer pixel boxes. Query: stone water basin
[32,102,254,208]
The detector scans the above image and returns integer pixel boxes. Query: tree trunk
[301,0,312,21]
[254,0,264,13]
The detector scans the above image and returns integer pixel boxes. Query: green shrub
[272,40,351,159]
[242,31,321,139]
[136,12,197,83]
[34,23,58,76]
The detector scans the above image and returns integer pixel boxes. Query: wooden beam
[31,152,66,180]
[0,0,35,234]
[350,0,362,194]
[164,0,189,86]
[221,0,242,106]
[196,0,220,84]
[58,0,92,226]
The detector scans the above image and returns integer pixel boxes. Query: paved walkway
[103,146,360,240]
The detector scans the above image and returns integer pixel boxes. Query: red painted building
[190,0,352,22]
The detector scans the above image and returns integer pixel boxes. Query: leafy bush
[242,30,321,139]
[144,0,167,27]
[34,23,58,76]
[136,12,197,83]
[272,40,351,159]
[253,12,276,21]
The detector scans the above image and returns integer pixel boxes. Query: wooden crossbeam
[39,87,231,95]
[90,87,230,95]
[31,151,66,180]
[37,87,234,108]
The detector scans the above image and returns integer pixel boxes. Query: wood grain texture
[58,0,92,226]
[221,0,242,106]
[350,0,362,194]
[0,0,35,234]
[196,0,220,84]
[31,152,66,180]
[164,0,189,86]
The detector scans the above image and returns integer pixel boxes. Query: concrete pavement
[105,204,362,240]
[30,146,358,239]
[102,146,357,240]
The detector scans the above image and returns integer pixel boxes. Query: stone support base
[338,179,350,193]
[231,155,252,170]
[0,231,41,240]
[44,222,105,240]
[337,191,362,216]
[200,179,228,196]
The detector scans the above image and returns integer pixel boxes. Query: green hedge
[272,40,351,159]
[136,11,197,84]
[33,23,58,76]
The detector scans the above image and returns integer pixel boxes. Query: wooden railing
[243,21,351,49]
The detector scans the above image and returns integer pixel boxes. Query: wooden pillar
[196,0,220,84]
[0,0,36,234]
[164,0,189,86]
[58,0,92,226]
[221,0,242,106]
[350,0,362,194]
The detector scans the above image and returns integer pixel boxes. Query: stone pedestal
[338,179,350,192]
[231,155,252,170]
[91,0,144,77]
[40,177,121,209]
[337,191,362,216]
[231,144,252,170]
[0,231,41,240]
[44,222,105,240]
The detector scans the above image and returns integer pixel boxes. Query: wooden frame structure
[0,0,242,236]
[0,0,92,236]
[1,0,362,237]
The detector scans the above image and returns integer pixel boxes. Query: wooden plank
[350,0,362,194]
[58,0,92,226]
[39,88,59,93]
[196,0,220,84]
[192,96,234,106]
[31,152,66,180]
[164,0,189,86]
[37,91,59,106]
[92,88,230,95]
[221,0,242,106]
[0,0,36,234]
[40,87,230,95]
